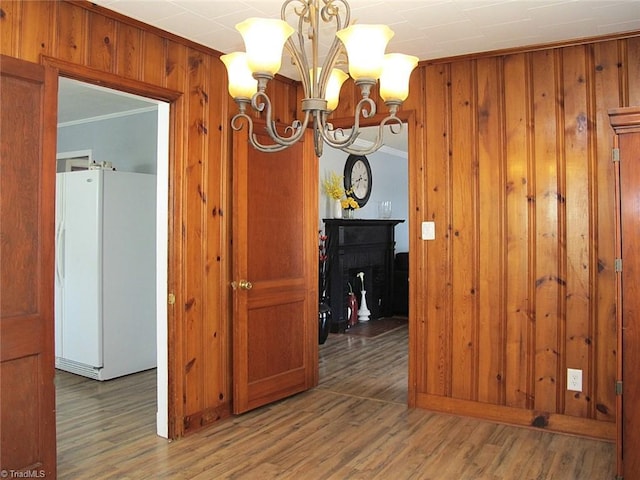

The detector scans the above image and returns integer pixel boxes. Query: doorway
[317,123,410,401]
[55,77,170,437]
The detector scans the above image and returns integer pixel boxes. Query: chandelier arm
[253,91,312,147]
[316,97,377,149]
[336,115,406,156]
[291,0,313,94]
[284,39,311,97]
[229,111,289,153]
[320,0,350,30]
[316,0,349,100]
[231,112,310,153]
[317,39,345,100]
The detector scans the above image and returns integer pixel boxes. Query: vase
[333,199,342,219]
[347,293,359,328]
[344,208,355,219]
[358,290,371,322]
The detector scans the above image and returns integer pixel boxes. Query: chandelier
[221,0,418,157]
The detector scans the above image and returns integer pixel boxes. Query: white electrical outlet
[567,368,583,392]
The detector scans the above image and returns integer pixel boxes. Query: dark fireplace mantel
[322,218,404,332]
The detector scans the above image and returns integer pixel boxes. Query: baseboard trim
[415,393,616,441]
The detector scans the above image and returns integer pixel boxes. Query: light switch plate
[421,221,435,240]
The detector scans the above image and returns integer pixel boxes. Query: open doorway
[55,77,170,437]
[316,124,409,402]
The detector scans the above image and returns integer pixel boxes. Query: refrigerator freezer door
[58,170,103,368]
[100,171,157,379]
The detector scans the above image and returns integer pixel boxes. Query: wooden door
[610,106,640,480]
[0,55,58,476]
[232,124,318,414]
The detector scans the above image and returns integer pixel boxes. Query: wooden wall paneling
[217,55,235,414]
[19,0,54,63]
[592,40,620,424]
[406,69,424,408]
[141,31,166,87]
[203,56,231,417]
[401,68,422,114]
[476,56,506,406]
[531,49,562,415]
[502,52,533,410]
[626,36,640,106]
[55,1,87,64]
[164,41,188,92]
[450,60,478,401]
[182,48,209,432]
[561,45,592,418]
[115,22,142,80]
[329,78,355,120]
[3,0,638,441]
[423,63,452,398]
[164,40,188,438]
[87,11,115,73]
[0,0,20,57]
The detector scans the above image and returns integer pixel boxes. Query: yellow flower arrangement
[322,170,360,211]
[341,196,359,210]
[322,171,345,200]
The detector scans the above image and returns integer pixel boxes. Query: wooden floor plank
[56,325,614,479]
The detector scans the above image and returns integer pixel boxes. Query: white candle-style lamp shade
[309,68,349,111]
[325,69,349,111]
[220,52,258,99]
[379,53,419,103]
[236,18,295,77]
[336,25,394,82]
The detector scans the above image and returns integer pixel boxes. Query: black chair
[393,252,409,315]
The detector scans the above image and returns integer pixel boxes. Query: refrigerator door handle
[56,222,64,283]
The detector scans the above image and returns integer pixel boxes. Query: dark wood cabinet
[323,219,404,332]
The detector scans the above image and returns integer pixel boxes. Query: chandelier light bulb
[220,52,258,100]
[336,24,394,82]
[236,18,295,77]
[379,53,419,103]
[311,68,350,111]
[325,69,349,111]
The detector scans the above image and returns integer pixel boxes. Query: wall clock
[344,154,372,208]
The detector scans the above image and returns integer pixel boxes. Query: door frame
[41,56,184,439]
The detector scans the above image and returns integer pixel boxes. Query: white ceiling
[92,0,640,80]
[58,77,158,125]
[59,0,639,149]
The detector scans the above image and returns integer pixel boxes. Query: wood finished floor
[56,323,615,479]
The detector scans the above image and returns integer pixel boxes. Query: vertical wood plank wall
[0,0,297,438]
[1,0,639,441]
[411,37,640,440]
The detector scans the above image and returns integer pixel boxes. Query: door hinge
[616,380,623,395]
[168,292,176,305]
[612,147,620,162]
[615,258,622,272]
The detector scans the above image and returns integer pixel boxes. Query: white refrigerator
[55,169,157,380]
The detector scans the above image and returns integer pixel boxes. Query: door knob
[232,279,253,290]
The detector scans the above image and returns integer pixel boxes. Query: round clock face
[344,154,372,207]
